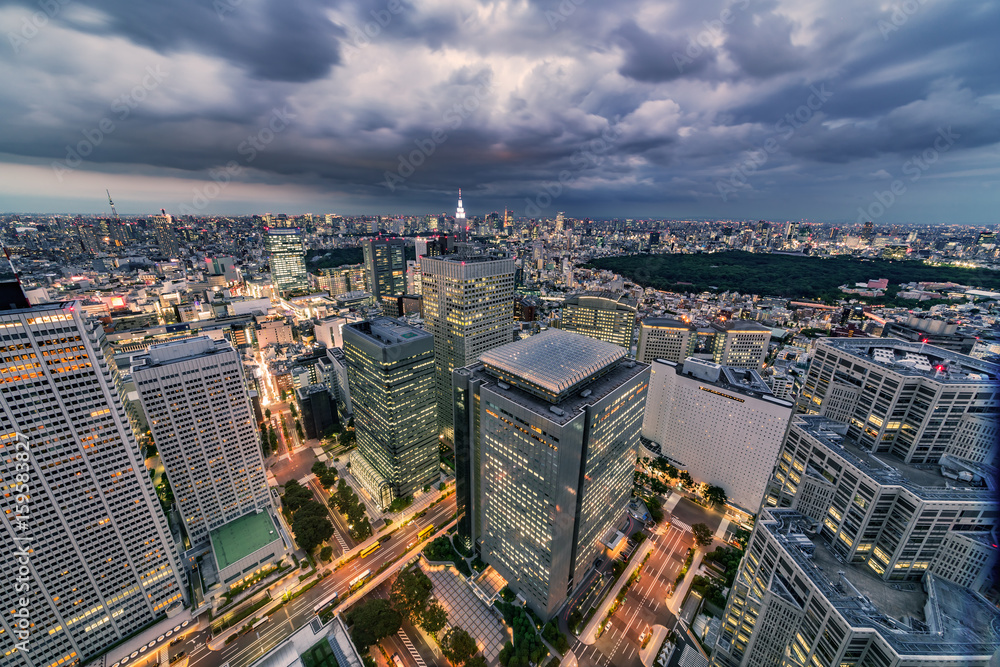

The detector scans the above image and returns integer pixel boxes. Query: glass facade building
[453,330,650,619]
[343,318,438,508]
[265,227,308,295]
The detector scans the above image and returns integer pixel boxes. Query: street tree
[692,522,713,547]
[346,599,401,649]
[441,627,478,666]
[705,485,727,508]
[390,567,433,623]
[281,479,314,512]
[420,600,448,634]
[291,500,334,552]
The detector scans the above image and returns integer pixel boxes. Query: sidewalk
[667,549,705,616]
[578,539,655,645]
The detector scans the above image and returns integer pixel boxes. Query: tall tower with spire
[455,189,466,230]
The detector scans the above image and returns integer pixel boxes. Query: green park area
[586,252,1000,303]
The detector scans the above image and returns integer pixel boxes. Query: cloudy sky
[0,0,997,222]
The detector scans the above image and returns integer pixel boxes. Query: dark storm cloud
[0,0,998,221]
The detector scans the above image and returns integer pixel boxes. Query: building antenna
[106,189,119,219]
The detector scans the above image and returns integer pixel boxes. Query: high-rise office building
[641,358,793,511]
[453,330,650,618]
[0,299,186,667]
[637,318,771,369]
[265,227,308,295]
[712,507,1000,667]
[421,247,515,442]
[710,320,771,370]
[763,415,997,591]
[637,317,695,365]
[797,338,999,465]
[151,213,179,257]
[361,237,407,301]
[132,336,272,547]
[343,319,437,509]
[317,264,365,296]
[558,291,638,350]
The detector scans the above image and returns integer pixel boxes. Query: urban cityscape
[1,2,999,667]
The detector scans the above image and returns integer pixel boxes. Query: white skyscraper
[455,189,466,229]
[133,336,271,547]
[0,299,186,667]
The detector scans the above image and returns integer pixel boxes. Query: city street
[170,496,456,667]
[567,521,695,667]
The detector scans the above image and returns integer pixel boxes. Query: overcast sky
[0,0,997,222]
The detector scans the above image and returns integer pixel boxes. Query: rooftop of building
[793,415,994,500]
[654,358,793,407]
[817,337,997,383]
[562,291,638,310]
[761,509,1000,658]
[462,352,648,427]
[710,319,771,333]
[136,335,231,367]
[640,317,692,329]
[210,510,282,571]
[480,329,628,402]
[344,317,430,347]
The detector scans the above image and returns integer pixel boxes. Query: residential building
[453,330,650,618]
[343,318,438,509]
[265,227,308,295]
[421,247,515,442]
[558,291,637,349]
[641,358,794,511]
[361,237,407,301]
[132,336,272,547]
[712,508,1000,667]
[0,299,186,667]
[797,338,999,465]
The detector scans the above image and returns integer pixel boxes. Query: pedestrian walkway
[398,630,426,667]
[713,518,730,541]
[418,560,506,662]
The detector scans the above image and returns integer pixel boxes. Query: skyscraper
[641,358,793,511]
[712,508,1000,667]
[151,213,179,257]
[343,319,437,509]
[453,330,650,618]
[361,237,407,301]
[710,320,772,370]
[421,247,515,442]
[0,299,186,667]
[454,189,466,230]
[265,227,308,295]
[637,317,694,364]
[559,291,638,349]
[132,336,272,547]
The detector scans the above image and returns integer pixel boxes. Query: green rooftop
[210,511,281,571]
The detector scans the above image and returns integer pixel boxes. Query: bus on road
[392,654,405,667]
[359,541,381,559]
[252,617,268,630]
[417,524,435,541]
[349,569,372,591]
[312,591,339,615]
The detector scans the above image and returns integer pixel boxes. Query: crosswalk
[332,529,349,552]
[398,630,426,667]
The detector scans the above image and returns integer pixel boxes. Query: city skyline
[1,1,998,222]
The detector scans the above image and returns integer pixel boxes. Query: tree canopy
[390,567,434,623]
[441,627,479,666]
[692,522,714,547]
[282,479,314,512]
[346,598,401,649]
[291,500,334,552]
